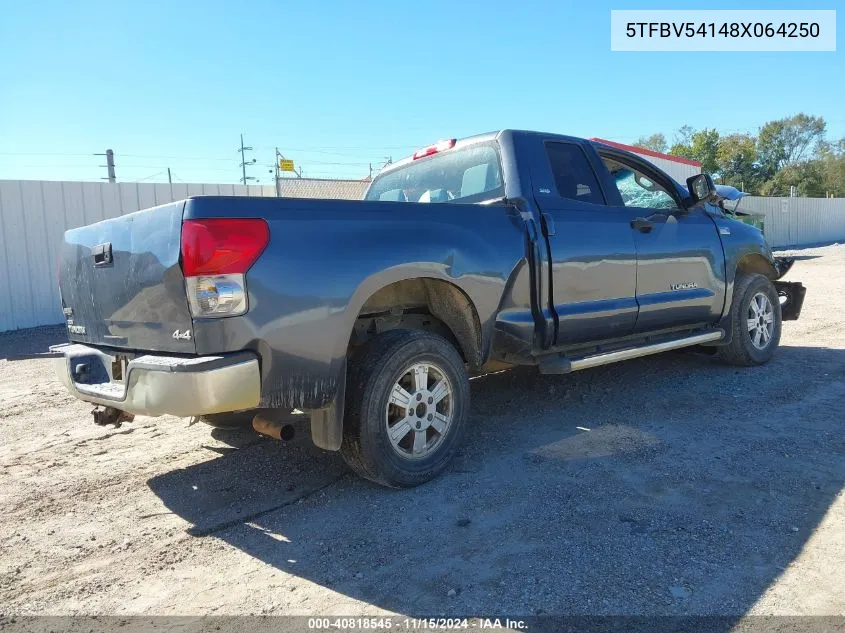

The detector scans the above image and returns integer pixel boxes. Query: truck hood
[713,184,746,202]
[713,185,752,215]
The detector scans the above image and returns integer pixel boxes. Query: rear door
[597,151,726,332]
[530,138,640,344]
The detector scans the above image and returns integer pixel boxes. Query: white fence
[740,196,845,249]
[0,180,275,332]
[1,180,844,332]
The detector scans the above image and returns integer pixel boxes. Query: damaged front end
[774,277,806,321]
[772,258,805,321]
[714,185,806,322]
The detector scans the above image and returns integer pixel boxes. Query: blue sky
[0,0,841,184]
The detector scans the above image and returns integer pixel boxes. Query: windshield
[365,143,504,204]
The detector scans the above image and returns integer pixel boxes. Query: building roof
[590,137,702,168]
[279,178,368,200]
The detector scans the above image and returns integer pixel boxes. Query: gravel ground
[0,244,843,617]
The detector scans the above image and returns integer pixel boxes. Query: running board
[538,330,724,375]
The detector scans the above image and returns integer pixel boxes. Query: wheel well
[352,279,483,366]
[736,253,778,280]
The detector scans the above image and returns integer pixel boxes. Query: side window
[601,157,680,210]
[545,142,605,205]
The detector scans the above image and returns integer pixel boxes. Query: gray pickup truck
[53,130,805,487]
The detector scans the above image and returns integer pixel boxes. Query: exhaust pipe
[252,414,295,441]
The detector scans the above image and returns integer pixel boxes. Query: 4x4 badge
[172,329,192,341]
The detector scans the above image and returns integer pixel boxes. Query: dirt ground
[0,244,843,618]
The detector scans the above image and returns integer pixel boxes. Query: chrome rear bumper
[51,343,260,417]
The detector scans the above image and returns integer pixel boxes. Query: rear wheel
[717,273,782,366]
[341,329,470,488]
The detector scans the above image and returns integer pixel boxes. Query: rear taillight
[180,219,269,318]
[185,275,247,317]
[181,218,269,276]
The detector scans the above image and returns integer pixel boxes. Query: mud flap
[774,281,806,321]
[309,359,345,451]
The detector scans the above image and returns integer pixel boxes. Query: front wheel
[341,329,470,488]
[717,273,782,366]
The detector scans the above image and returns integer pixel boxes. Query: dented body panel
[58,201,195,353]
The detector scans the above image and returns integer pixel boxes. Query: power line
[120,153,236,162]
[0,148,413,161]
[135,171,165,182]
[252,143,418,152]
[0,151,99,157]
[121,149,398,162]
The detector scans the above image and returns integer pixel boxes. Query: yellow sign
[279,159,295,172]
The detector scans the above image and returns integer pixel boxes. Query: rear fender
[310,270,493,452]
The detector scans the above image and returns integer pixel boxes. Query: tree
[760,161,826,197]
[633,133,667,154]
[818,138,845,197]
[674,125,695,147]
[670,128,720,174]
[716,134,760,192]
[757,114,826,180]
[669,142,692,159]
[620,115,837,197]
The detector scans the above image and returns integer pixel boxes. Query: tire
[717,273,782,366]
[199,411,256,430]
[341,329,470,488]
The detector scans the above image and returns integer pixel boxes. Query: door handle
[630,217,653,233]
[92,242,113,266]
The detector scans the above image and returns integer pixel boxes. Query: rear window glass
[545,142,605,205]
[365,144,503,204]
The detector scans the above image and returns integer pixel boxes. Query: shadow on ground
[148,344,843,618]
[0,325,66,360]
[786,255,822,261]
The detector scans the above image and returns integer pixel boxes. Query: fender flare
[715,251,780,346]
[311,272,487,451]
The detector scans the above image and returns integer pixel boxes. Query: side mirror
[686,173,716,204]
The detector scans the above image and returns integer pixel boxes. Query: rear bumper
[50,343,260,417]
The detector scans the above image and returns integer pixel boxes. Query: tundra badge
[670,282,698,291]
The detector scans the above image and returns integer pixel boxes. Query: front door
[598,153,726,332]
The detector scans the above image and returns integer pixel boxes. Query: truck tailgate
[58,201,196,353]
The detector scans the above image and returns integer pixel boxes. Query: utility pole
[95,149,116,183]
[378,156,393,174]
[167,167,172,185]
[238,134,257,184]
[274,147,281,197]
